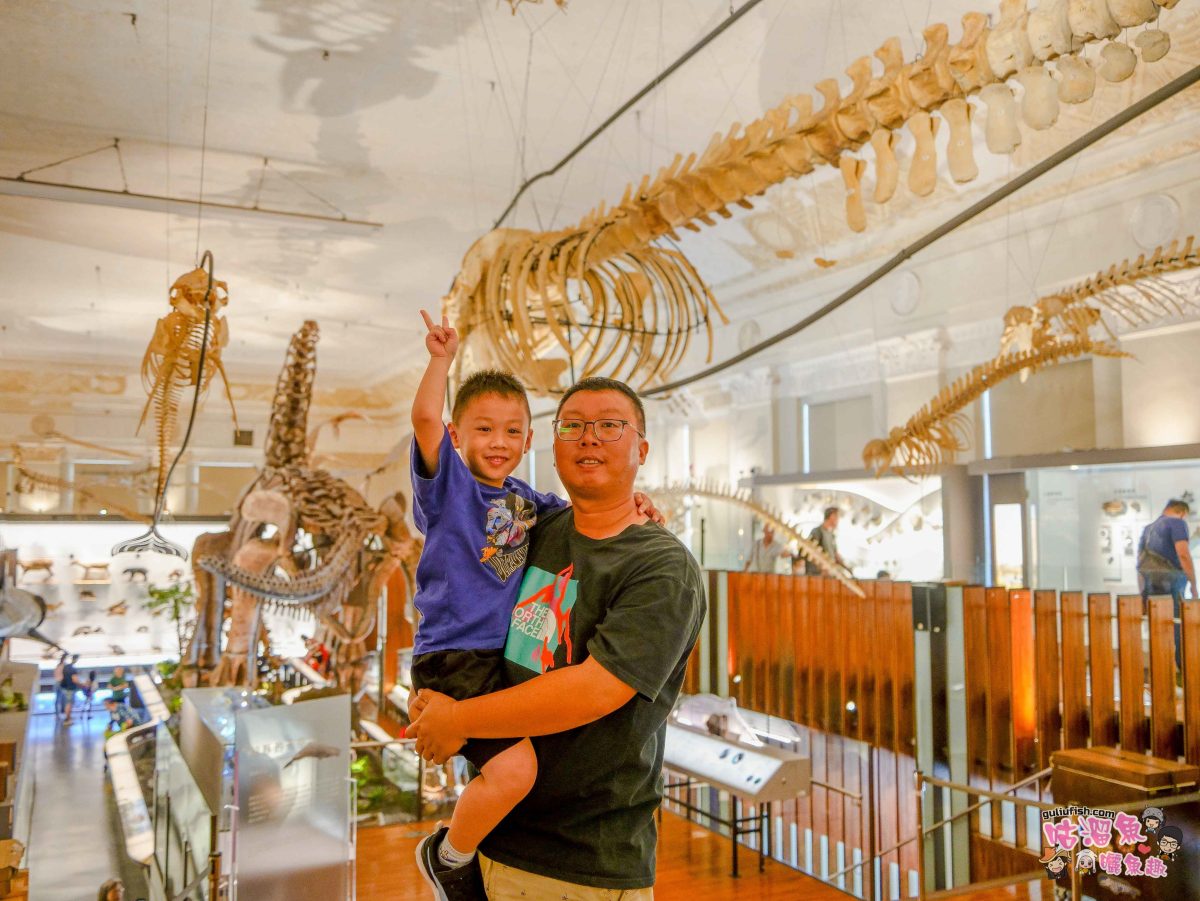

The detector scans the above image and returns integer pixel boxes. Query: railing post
[866,745,877,901]
[914,770,925,901]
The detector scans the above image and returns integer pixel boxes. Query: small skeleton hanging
[137,265,238,497]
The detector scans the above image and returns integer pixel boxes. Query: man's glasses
[553,419,644,442]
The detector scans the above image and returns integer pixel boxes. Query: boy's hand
[634,491,667,525]
[421,309,459,360]
[408,689,466,764]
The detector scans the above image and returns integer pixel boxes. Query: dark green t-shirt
[480,507,706,889]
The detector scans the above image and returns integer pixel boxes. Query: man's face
[827,511,839,529]
[553,390,648,501]
[763,526,775,544]
[1160,836,1180,855]
[449,393,532,488]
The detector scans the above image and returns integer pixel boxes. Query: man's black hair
[823,506,840,522]
[1165,498,1191,515]
[452,369,531,424]
[1161,825,1183,841]
[556,376,646,433]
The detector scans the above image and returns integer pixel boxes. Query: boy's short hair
[1165,498,1191,514]
[823,506,840,521]
[452,370,531,424]
[556,377,646,433]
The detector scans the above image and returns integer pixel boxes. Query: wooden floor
[358,810,842,900]
[357,811,1060,901]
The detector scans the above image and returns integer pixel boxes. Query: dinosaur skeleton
[137,264,238,498]
[447,0,1188,396]
[863,236,1200,478]
[647,480,865,598]
[186,321,422,694]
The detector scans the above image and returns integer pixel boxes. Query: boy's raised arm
[412,308,458,477]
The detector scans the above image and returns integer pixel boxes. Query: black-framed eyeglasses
[553,418,644,442]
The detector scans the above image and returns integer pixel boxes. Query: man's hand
[421,309,459,360]
[407,689,466,764]
[633,491,667,525]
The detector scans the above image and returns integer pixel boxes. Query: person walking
[59,654,81,725]
[1138,498,1196,668]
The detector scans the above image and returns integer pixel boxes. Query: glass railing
[351,737,459,826]
[153,725,214,900]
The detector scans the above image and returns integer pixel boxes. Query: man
[59,654,81,725]
[805,506,848,575]
[409,376,705,899]
[1137,499,1196,667]
[743,523,788,573]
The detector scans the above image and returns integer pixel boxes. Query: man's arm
[408,657,635,763]
[412,310,458,476]
[1175,539,1197,597]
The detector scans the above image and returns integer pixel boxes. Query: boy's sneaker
[415,825,486,901]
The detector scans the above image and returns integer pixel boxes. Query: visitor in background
[744,523,788,573]
[1137,498,1196,667]
[301,634,331,674]
[53,653,68,717]
[59,654,81,725]
[806,507,849,575]
[107,665,129,704]
[103,697,138,740]
[81,668,98,718]
[876,569,892,580]
[96,877,124,901]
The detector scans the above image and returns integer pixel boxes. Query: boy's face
[449,392,532,488]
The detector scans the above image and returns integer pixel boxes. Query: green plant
[144,582,195,658]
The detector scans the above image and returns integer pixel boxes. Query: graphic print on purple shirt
[410,430,566,656]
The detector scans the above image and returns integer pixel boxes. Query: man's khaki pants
[480,854,653,900]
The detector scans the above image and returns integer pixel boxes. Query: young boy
[409,311,661,898]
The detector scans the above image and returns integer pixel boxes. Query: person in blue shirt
[1138,498,1196,668]
[409,311,659,899]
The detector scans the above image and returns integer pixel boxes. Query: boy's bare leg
[445,738,536,854]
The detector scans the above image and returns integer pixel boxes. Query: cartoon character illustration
[1076,848,1097,874]
[1157,825,1182,862]
[1141,806,1164,839]
[479,493,537,580]
[1040,847,1070,881]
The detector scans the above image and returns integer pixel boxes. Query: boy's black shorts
[410,648,522,770]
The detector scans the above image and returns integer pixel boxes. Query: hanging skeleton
[863,236,1200,478]
[446,0,1187,394]
[137,265,238,498]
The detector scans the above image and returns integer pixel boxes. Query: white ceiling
[1,0,1198,389]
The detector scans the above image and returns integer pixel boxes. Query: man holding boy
[410,375,706,899]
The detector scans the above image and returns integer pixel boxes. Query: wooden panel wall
[718,574,1200,896]
[725,573,917,754]
[959,586,1199,780]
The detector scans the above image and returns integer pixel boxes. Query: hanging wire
[193,0,217,264]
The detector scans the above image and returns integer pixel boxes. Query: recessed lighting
[99,508,108,516]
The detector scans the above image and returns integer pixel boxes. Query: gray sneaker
[414,826,486,901]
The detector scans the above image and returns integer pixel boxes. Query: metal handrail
[822,767,1053,885]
